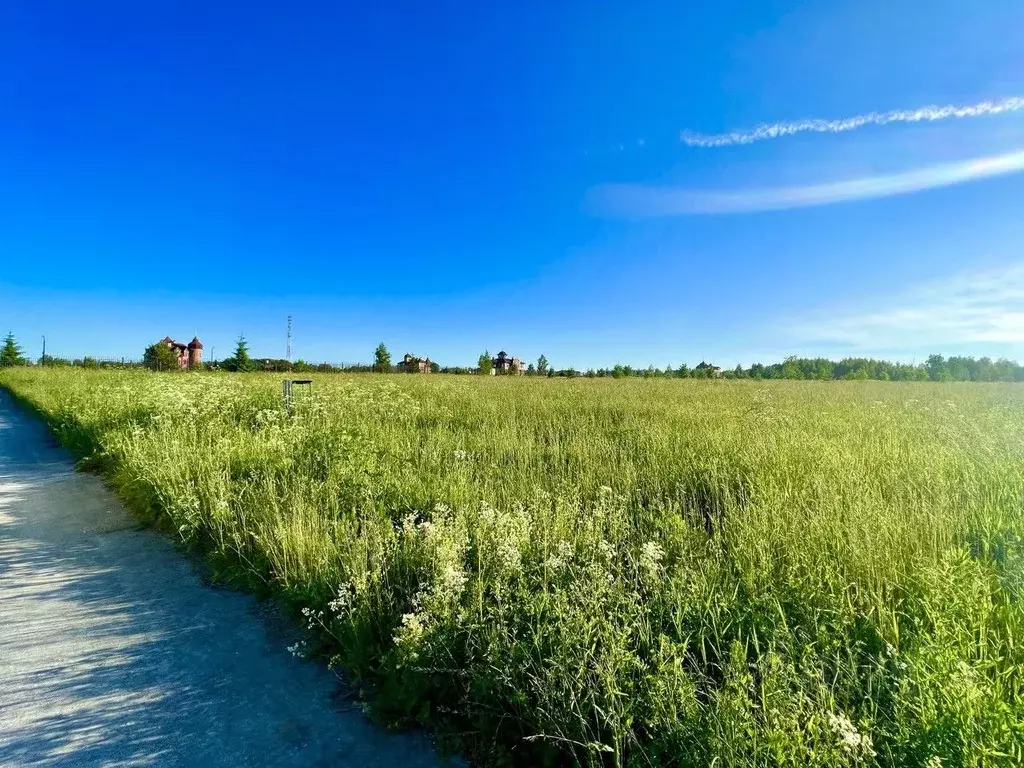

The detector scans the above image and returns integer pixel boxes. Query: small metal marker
[283,379,312,416]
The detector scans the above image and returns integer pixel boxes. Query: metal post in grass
[283,378,312,416]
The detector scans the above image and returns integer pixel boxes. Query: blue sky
[2,0,1024,368]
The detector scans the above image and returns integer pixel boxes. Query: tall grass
[2,368,1022,766]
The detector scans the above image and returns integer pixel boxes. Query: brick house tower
[187,337,203,368]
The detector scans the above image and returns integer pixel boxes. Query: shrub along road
[0,390,444,768]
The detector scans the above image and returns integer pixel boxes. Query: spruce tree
[0,332,26,366]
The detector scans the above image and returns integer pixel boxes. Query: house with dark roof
[399,353,432,373]
[491,351,524,375]
[161,336,203,369]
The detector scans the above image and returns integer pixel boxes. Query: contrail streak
[589,149,1024,216]
[682,96,1024,148]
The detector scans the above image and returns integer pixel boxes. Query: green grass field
[2,368,1022,766]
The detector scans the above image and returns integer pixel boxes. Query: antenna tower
[286,315,293,362]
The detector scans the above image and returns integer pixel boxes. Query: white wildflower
[401,512,419,533]
[496,541,522,574]
[437,565,468,598]
[545,540,574,573]
[394,611,426,646]
[639,541,665,580]
[300,606,324,629]
[827,712,875,757]
[287,641,307,659]
[544,554,565,572]
[478,501,497,524]
[453,449,469,460]
[328,583,354,615]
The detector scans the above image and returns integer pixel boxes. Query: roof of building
[161,336,174,344]
[188,336,203,349]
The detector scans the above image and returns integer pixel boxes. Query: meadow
[1,368,1022,767]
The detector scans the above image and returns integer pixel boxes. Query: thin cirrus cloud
[682,96,1024,148]
[786,264,1024,351]
[589,149,1024,217]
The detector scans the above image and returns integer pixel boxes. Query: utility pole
[41,335,46,365]
[286,315,292,363]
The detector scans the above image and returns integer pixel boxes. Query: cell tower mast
[286,315,292,363]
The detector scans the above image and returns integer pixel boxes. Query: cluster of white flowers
[393,591,429,661]
[826,712,875,758]
[399,610,426,639]
[401,512,420,535]
[301,606,325,630]
[544,540,575,572]
[286,641,307,659]
[495,541,522,575]
[478,501,497,525]
[437,564,469,599]
[453,449,470,460]
[394,590,426,643]
[639,541,665,580]
[328,583,355,615]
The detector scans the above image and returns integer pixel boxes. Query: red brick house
[400,353,432,373]
[161,336,203,369]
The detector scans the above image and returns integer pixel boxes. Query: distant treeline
[3,327,1023,382]
[563,355,1024,382]
[10,353,1024,382]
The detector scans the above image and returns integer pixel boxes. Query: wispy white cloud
[589,149,1024,216]
[788,264,1024,351]
[682,96,1024,148]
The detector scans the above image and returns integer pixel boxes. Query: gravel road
[0,390,446,767]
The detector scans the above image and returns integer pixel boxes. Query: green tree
[0,332,26,366]
[221,335,252,372]
[781,356,803,379]
[478,350,492,375]
[374,342,392,373]
[143,341,179,371]
[233,335,252,372]
[537,354,548,375]
[813,359,834,380]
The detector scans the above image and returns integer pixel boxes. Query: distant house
[161,336,203,369]
[491,351,524,375]
[400,353,432,373]
[695,360,723,377]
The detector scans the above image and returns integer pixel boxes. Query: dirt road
[0,390,445,767]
